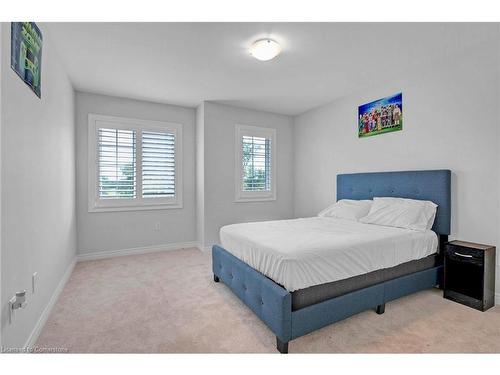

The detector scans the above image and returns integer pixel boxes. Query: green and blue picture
[11,22,43,98]
[358,92,402,138]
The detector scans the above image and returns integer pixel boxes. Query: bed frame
[212,170,451,353]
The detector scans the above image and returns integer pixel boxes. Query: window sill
[88,203,183,213]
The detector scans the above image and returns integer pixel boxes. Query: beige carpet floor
[36,248,500,353]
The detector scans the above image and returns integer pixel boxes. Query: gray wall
[75,92,196,254]
[201,102,294,246]
[195,104,205,248]
[293,42,500,292]
[77,97,295,252]
[1,23,77,347]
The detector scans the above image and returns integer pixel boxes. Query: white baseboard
[24,258,76,348]
[77,241,199,262]
[196,243,213,253]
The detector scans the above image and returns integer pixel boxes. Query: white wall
[0,22,3,347]
[497,37,500,296]
[200,102,294,247]
[1,23,77,347]
[75,92,196,255]
[294,41,500,293]
[195,103,205,248]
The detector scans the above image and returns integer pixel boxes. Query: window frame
[88,114,183,212]
[234,124,276,203]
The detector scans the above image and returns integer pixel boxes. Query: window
[97,128,137,200]
[234,124,276,202]
[88,114,183,212]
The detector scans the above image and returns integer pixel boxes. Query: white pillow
[359,197,437,231]
[318,199,373,221]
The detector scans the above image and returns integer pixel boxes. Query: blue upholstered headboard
[337,170,451,235]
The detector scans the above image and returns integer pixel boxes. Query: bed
[212,170,451,353]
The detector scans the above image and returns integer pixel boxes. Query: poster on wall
[358,92,402,138]
[10,22,43,98]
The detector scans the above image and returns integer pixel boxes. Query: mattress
[219,217,438,292]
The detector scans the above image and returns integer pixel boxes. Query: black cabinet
[444,241,496,311]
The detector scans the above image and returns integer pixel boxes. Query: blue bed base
[213,246,443,348]
[212,170,451,353]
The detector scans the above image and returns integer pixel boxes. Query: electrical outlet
[32,272,38,294]
[154,222,161,231]
[9,290,28,324]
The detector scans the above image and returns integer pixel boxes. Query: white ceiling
[45,23,497,115]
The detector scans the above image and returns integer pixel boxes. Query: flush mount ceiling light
[249,39,282,61]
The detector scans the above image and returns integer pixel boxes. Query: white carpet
[37,248,500,353]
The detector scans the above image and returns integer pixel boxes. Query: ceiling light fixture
[249,39,281,61]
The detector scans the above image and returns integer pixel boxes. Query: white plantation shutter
[242,135,271,191]
[234,124,276,202]
[98,128,136,199]
[89,114,183,212]
[142,131,176,198]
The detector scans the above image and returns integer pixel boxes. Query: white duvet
[219,217,438,292]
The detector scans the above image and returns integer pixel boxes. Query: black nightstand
[444,240,496,311]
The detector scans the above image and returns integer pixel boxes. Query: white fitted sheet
[219,217,438,292]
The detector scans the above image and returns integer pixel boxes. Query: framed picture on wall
[358,92,402,138]
[10,22,43,98]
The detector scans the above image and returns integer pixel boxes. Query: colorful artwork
[358,92,402,138]
[10,22,43,98]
